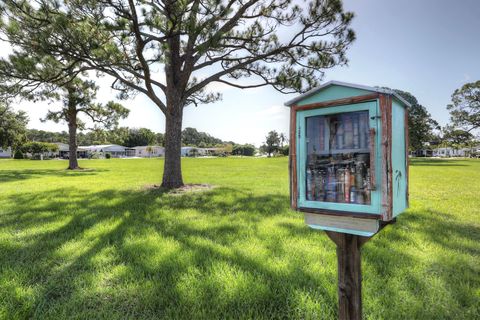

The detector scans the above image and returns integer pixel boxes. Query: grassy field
[0,157,478,319]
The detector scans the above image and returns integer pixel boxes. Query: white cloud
[205,81,234,93]
[256,105,288,118]
[0,45,13,58]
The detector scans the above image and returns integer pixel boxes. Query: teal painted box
[285,81,409,236]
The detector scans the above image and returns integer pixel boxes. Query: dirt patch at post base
[143,183,215,195]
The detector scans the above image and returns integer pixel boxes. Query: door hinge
[298,127,301,138]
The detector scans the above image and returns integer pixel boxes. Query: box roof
[284,80,411,108]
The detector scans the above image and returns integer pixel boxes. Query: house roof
[54,143,90,152]
[80,144,126,152]
[132,146,164,149]
[284,80,412,108]
[54,142,69,151]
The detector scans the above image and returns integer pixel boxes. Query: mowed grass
[0,157,478,319]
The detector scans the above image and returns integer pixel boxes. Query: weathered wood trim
[404,108,409,207]
[379,95,388,220]
[293,93,380,111]
[298,207,381,220]
[379,94,393,221]
[387,95,393,221]
[290,106,298,210]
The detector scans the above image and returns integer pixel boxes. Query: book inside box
[305,110,373,205]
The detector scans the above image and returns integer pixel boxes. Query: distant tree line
[390,89,440,151]
[260,131,289,157]
[181,127,223,147]
[4,81,479,159]
[232,144,256,157]
[0,103,28,150]
[26,129,69,144]
[15,141,59,160]
[386,85,479,153]
[24,127,258,153]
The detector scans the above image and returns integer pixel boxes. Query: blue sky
[12,0,480,146]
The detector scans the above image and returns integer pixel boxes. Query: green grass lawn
[0,157,478,319]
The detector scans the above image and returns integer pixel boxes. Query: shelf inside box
[309,149,370,159]
[327,148,370,155]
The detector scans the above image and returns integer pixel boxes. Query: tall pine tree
[1,0,355,186]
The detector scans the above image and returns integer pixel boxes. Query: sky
[9,0,480,146]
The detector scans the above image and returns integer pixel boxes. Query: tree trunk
[162,26,185,189]
[67,103,79,170]
[161,108,184,188]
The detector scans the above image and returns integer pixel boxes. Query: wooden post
[326,231,370,320]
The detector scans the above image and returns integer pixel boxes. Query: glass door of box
[297,101,381,215]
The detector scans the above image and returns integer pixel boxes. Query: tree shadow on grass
[0,186,338,319]
[275,207,480,319]
[403,209,480,256]
[360,208,479,319]
[409,159,468,166]
[1,186,478,319]
[0,168,109,183]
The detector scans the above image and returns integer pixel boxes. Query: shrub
[279,145,289,156]
[20,141,58,159]
[90,152,101,159]
[232,144,256,156]
[13,149,24,159]
[105,153,111,159]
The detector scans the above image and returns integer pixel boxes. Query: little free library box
[286,81,410,237]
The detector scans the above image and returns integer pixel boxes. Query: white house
[203,147,225,156]
[433,147,469,157]
[181,146,207,157]
[80,144,130,158]
[132,146,165,157]
[459,146,480,157]
[433,147,453,157]
[473,145,480,155]
[54,143,89,159]
[55,142,69,158]
[0,147,12,158]
[409,149,433,157]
